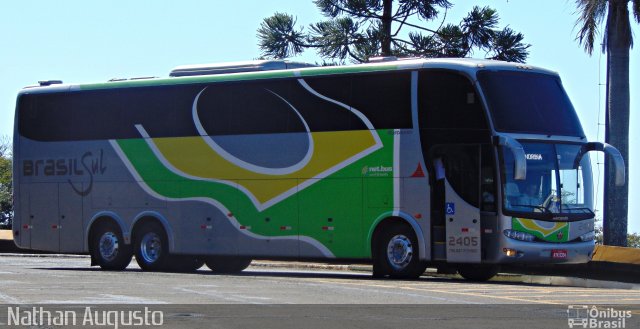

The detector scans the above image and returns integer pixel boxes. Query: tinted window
[197,80,306,135]
[303,72,412,130]
[419,70,488,130]
[478,71,585,137]
[432,144,481,208]
[18,71,413,142]
[290,75,365,132]
[18,86,202,141]
[350,72,412,129]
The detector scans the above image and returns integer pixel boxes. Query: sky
[0,0,638,232]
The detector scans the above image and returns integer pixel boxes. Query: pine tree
[258,0,530,63]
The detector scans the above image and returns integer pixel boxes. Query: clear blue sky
[1,1,638,232]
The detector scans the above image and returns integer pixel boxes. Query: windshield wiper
[511,204,551,214]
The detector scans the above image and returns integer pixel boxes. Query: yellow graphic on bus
[150,130,379,205]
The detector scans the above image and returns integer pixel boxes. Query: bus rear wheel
[457,264,499,282]
[134,221,169,271]
[205,257,252,274]
[92,222,132,271]
[373,223,426,279]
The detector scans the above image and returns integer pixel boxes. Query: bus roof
[19,58,559,94]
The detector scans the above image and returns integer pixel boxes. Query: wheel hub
[140,233,162,263]
[99,232,119,262]
[386,234,413,270]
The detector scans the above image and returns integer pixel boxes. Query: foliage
[627,233,640,248]
[595,218,640,248]
[574,0,639,246]
[575,0,639,55]
[0,137,12,229]
[258,0,530,63]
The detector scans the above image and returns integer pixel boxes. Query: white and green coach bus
[12,58,625,281]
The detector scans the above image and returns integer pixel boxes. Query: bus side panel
[27,182,59,252]
[15,138,134,254]
[14,185,30,249]
[399,129,432,260]
[299,178,363,258]
[175,201,237,256]
[59,182,84,252]
[401,177,431,257]
[11,96,22,248]
[236,179,300,258]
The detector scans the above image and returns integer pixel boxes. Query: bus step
[432,242,446,260]
[432,225,446,240]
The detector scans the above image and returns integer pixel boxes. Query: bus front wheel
[134,221,169,271]
[92,222,132,271]
[205,257,252,274]
[373,224,426,279]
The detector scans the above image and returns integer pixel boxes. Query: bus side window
[350,72,412,129]
[302,71,413,131]
[418,70,488,130]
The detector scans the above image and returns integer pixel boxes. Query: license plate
[551,249,568,259]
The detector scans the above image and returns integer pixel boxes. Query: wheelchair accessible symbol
[445,203,455,215]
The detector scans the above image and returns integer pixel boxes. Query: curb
[2,228,639,289]
[0,252,636,289]
[0,252,88,259]
[520,275,640,290]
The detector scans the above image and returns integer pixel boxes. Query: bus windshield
[478,71,585,138]
[502,142,594,221]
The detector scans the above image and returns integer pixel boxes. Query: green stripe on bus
[116,131,394,257]
[79,64,401,91]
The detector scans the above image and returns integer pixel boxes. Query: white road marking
[174,287,272,304]
[0,291,21,304]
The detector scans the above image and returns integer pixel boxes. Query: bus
[12,58,625,281]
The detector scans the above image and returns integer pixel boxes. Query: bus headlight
[579,231,595,242]
[503,229,536,242]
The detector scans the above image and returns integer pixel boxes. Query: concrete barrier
[592,244,640,264]
[0,229,19,252]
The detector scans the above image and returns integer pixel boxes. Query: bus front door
[431,145,482,264]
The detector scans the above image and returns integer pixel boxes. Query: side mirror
[495,135,526,181]
[574,142,625,186]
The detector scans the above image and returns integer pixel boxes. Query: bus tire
[92,222,132,271]
[134,221,169,271]
[457,264,499,282]
[166,256,204,272]
[204,257,252,274]
[373,223,426,279]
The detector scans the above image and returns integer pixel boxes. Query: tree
[258,0,530,63]
[0,137,12,229]
[595,219,640,248]
[575,0,639,246]
[627,233,640,248]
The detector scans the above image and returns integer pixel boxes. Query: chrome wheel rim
[140,232,162,264]
[99,232,119,262]
[386,234,413,270]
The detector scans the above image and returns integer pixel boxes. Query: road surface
[0,254,638,328]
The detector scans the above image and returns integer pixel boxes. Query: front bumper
[489,236,595,264]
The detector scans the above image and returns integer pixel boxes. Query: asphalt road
[0,254,638,328]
